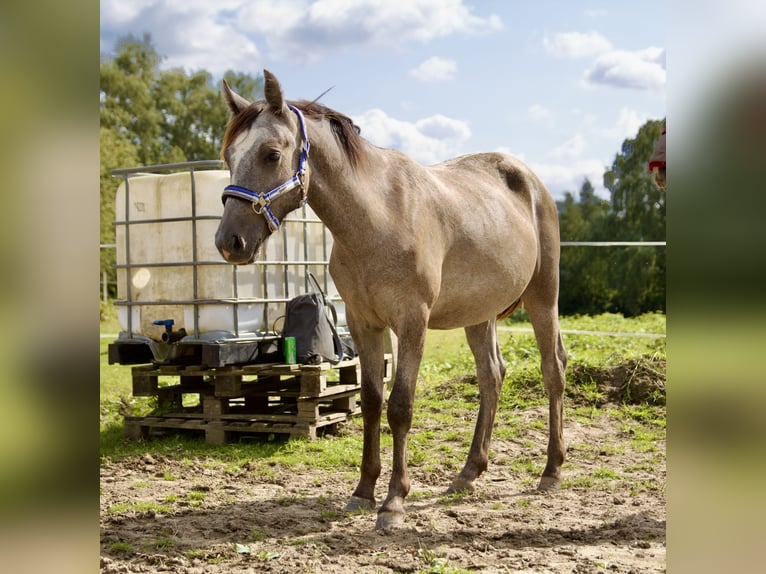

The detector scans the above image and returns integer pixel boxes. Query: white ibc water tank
[114,165,344,342]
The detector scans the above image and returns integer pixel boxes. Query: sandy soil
[100,403,665,573]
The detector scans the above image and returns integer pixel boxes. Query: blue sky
[100,0,666,200]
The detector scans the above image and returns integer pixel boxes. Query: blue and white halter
[222,104,311,232]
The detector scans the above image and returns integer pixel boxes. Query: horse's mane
[221,100,366,171]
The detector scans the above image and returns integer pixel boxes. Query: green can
[284,336,297,364]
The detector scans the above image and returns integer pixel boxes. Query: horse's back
[435,151,550,204]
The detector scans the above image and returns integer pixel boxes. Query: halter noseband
[222,104,311,232]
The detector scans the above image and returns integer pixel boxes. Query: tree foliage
[558,119,666,316]
[99,34,262,295]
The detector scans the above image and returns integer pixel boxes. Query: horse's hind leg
[448,319,506,493]
[523,292,567,490]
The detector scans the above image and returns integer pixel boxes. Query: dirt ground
[100,402,665,574]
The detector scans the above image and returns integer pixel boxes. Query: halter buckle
[251,194,271,214]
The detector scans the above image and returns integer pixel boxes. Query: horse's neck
[305,129,399,244]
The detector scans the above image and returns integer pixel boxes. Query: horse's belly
[427,264,533,330]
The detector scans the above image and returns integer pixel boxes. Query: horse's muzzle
[216,232,257,265]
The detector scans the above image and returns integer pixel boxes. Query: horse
[215,70,567,530]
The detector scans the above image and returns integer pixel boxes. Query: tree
[558,179,616,314]
[100,34,165,166]
[556,119,666,316]
[604,120,666,242]
[99,34,263,297]
[100,126,139,292]
[603,120,666,315]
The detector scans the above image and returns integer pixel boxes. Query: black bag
[283,273,345,364]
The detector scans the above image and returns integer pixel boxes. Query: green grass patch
[108,541,134,555]
[107,501,174,515]
[101,305,665,473]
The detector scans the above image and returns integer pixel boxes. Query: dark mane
[221,100,366,171]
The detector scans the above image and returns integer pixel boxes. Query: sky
[100,0,667,201]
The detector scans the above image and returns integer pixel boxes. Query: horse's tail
[497,298,522,320]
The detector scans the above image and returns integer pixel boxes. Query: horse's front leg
[376,311,428,529]
[344,321,386,513]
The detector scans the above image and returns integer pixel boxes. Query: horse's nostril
[231,234,246,251]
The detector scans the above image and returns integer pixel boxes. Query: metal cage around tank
[112,160,346,347]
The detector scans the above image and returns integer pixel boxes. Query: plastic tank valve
[153,319,187,343]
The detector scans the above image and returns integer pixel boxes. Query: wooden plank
[214,373,244,397]
[339,362,361,386]
[132,372,158,396]
[159,365,185,374]
[330,394,358,413]
[205,423,228,445]
[123,419,147,439]
[299,371,327,396]
[137,411,204,419]
[297,400,319,421]
[311,382,360,399]
[123,405,359,442]
[202,395,227,417]
[218,412,301,423]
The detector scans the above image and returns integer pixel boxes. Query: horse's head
[215,70,309,264]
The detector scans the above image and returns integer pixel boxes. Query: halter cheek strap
[222,104,311,232]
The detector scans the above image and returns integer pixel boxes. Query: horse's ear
[263,69,286,115]
[222,80,252,115]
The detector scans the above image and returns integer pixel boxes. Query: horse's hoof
[537,475,561,491]
[446,476,475,494]
[344,495,376,513]
[375,510,405,530]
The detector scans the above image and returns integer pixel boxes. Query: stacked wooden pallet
[123,355,392,442]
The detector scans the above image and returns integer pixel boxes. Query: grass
[100,304,665,476]
[107,501,174,515]
[109,541,134,555]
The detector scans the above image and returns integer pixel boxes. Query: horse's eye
[266,150,281,162]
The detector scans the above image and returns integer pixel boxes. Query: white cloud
[528,159,610,200]
[163,20,261,74]
[353,108,471,165]
[236,0,307,36]
[527,104,555,127]
[100,0,261,74]
[600,107,651,141]
[542,30,665,92]
[101,0,158,25]
[409,56,457,81]
[544,31,612,58]
[550,134,587,159]
[240,0,503,60]
[585,47,666,91]
[101,0,502,70]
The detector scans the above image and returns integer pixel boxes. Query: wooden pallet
[123,355,392,442]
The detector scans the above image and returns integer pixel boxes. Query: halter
[222,103,311,232]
